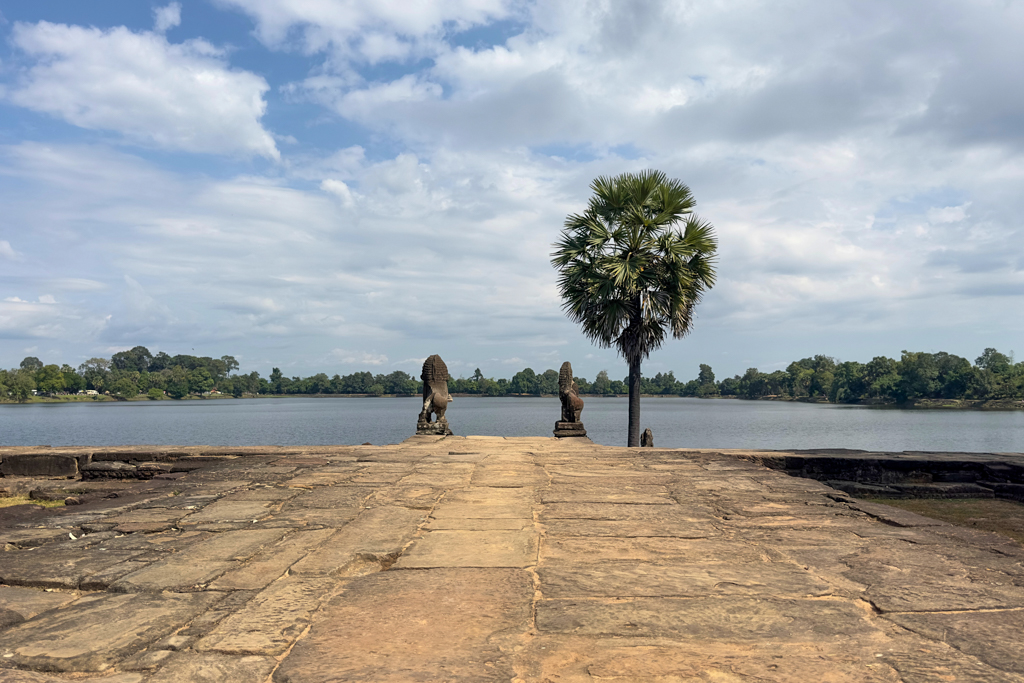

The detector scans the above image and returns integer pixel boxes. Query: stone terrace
[1,437,1024,681]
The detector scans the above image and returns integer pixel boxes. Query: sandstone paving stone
[145,652,277,682]
[272,568,531,683]
[220,487,303,502]
[471,466,548,486]
[883,609,1024,674]
[538,561,833,598]
[0,587,78,625]
[0,529,69,550]
[427,517,531,530]
[110,528,287,592]
[395,529,538,568]
[0,672,143,683]
[210,528,336,590]
[283,486,374,509]
[0,592,222,672]
[259,507,361,528]
[539,484,673,504]
[96,529,210,552]
[536,597,881,640]
[540,502,711,522]
[431,503,532,519]
[445,487,536,505]
[512,637,903,683]
[178,590,256,638]
[289,506,426,576]
[841,543,1024,612]
[119,648,175,671]
[542,519,719,538]
[541,536,768,563]
[367,485,442,509]
[178,500,275,525]
[196,576,337,656]
[0,546,143,589]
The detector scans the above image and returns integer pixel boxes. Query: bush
[148,388,164,400]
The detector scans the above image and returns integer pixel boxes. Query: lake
[2,396,1023,452]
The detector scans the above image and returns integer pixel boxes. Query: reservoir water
[2,396,1023,452]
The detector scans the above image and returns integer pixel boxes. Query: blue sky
[1,0,1023,381]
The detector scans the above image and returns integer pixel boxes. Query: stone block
[395,529,538,568]
[0,592,222,672]
[272,568,531,682]
[0,454,78,478]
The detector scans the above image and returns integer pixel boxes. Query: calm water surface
[2,397,1023,452]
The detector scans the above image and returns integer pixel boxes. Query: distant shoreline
[3,393,1023,410]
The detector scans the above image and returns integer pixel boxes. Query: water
[2,396,1023,452]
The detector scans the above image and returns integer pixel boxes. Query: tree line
[1,345,1021,404]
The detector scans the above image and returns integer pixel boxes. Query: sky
[1,0,1022,382]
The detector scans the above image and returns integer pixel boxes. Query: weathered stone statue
[641,428,653,447]
[553,361,587,438]
[417,354,453,435]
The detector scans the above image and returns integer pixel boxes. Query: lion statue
[559,361,584,423]
[418,354,453,434]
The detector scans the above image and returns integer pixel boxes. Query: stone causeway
[1,436,1024,681]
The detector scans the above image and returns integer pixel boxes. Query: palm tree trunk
[627,355,641,447]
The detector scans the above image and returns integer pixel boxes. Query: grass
[0,495,66,508]
[863,497,1024,545]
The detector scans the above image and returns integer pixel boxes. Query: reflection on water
[1,396,1022,452]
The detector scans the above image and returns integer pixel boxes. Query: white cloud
[153,3,182,33]
[330,349,389,365]
[216,0,516,61]
[0,240,16,260]
[8,21,279,158]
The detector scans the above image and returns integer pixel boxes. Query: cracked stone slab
[272,568,531,683]
[395,529,538,568]
[289,506,426,576]
[541,537,769,563]
[209,528,336,591]
[539,485,674,504]
[883,609,1024,673]
[110,528,287,592]
[538,561,833,598]
[145,652,277,682]
[196,576,338,655]
[0,592,222,672]
[0,586,79,627]
[542,519,719,538]
[0,546,143,589]
[536,597,881,640]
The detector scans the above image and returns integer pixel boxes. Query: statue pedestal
[417,420,452,436]
[553,421,587,438]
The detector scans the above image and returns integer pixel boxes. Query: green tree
[148,387,164,400]
[165,366,190,399]
[109,376,139,400]
[60,365,85,393]
[9,370,36,402]
[111,346,153,372]
[592,370,612,395]
[79,358,111,392]
[510,368,538,395]
[189,368,214,395]
[538,369,560,395]
[34,364,66,396]
[552,170,717,446]
[20,356,43,372]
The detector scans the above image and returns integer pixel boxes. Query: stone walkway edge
[1,436,1023,682]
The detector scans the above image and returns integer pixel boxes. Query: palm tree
[551,169,718,446]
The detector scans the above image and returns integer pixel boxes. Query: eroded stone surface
[0,592,221,672]
[1,439,1023,681]
[273,568,531,682]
